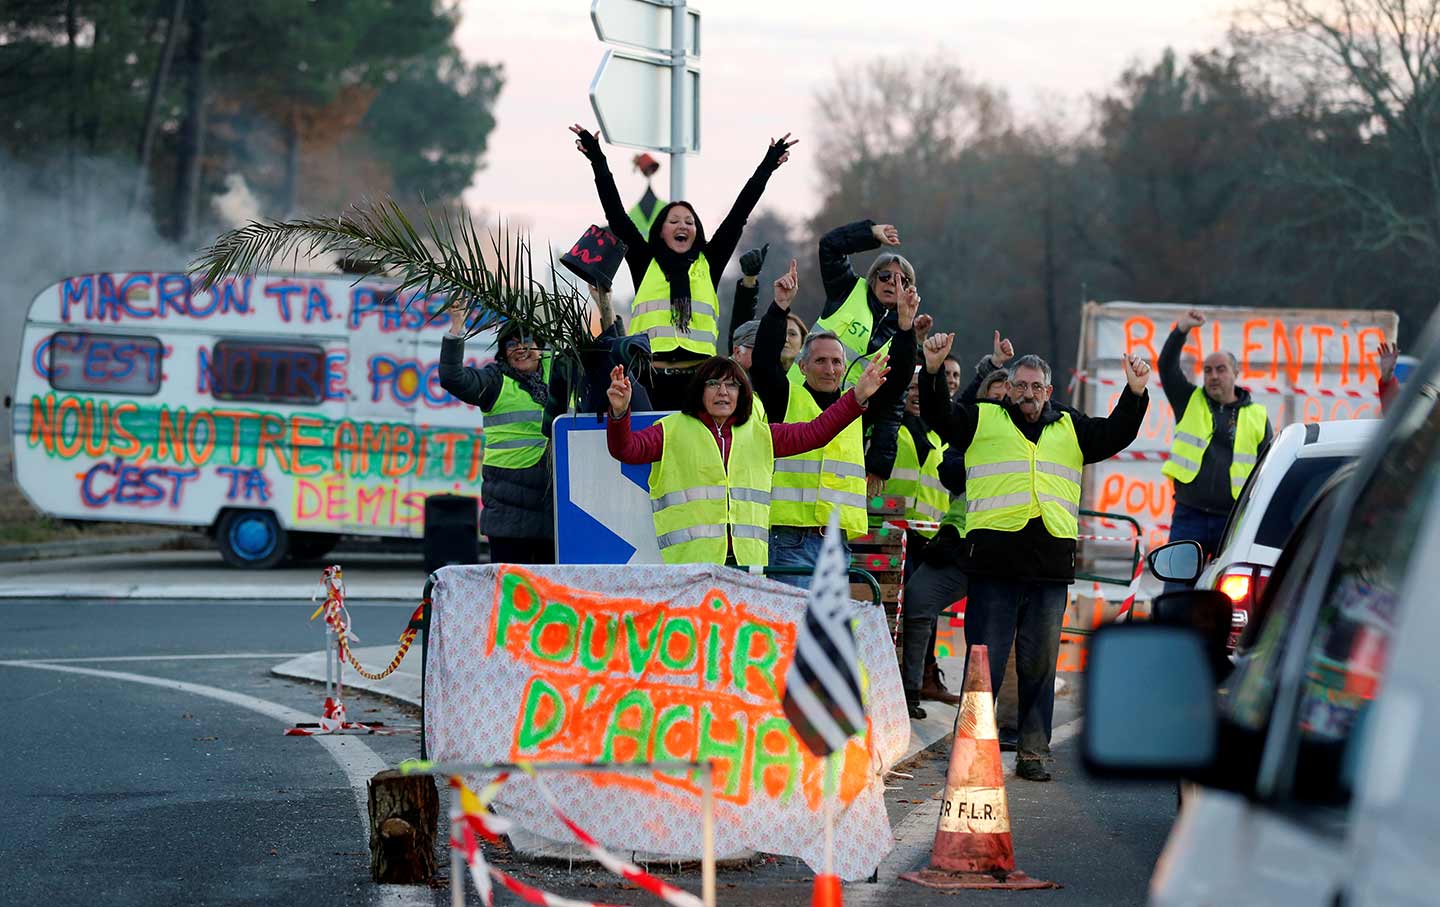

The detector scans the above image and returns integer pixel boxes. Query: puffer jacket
[438,337,554,540]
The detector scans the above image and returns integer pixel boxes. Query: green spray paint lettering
[493,570,542,653]
[705,621,725,688]
[515,677,566,752]
[750,716,801,805]
[697,704,748,798]
[652,703,696,783]
[732,622,781,699]
[623,611,663,675]
[529,600,579,664]
[657,617,699,672]
[578,613,619,673]
[601,689,655,763]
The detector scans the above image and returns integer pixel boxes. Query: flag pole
[823,751,835,876]
[702,760,716,907]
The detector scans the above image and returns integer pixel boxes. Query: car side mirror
[1151,589,1235,680]
[1147,540,1204,584]
[1082,625,1218,778]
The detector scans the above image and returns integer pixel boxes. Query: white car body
[1197,418,1381,645]
[1144,331,1440,905]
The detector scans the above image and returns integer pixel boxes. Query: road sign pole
[669,0,686,200]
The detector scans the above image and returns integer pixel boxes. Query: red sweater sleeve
[770,391,864,458]
[1379,375,1400,411]
[607,413,665,463]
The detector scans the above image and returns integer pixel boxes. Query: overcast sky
[455,1,1239,283]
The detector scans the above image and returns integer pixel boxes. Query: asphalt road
[0,597,1178,906]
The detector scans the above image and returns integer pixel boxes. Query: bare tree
[1239,0,1440,256]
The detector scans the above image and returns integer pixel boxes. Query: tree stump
[368,769,439,884]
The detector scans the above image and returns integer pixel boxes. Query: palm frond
[190,198,595,354]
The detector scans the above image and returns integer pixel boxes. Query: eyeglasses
[1014,382,1048,394]
[503,338,537,351]
[875,270,912,288]
[704,379,741,391]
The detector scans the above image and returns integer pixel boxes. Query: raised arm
[1073,354,1152,464]
[570,124,650,284]
[749,260,799,419]
[817,219,897,315]
[705,135,796,278]
[919,333,979,449]
[438,311,505,409]
[1159,308,1203,417]
[724,245,765,353]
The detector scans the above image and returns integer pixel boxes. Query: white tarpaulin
[424,563,910,881]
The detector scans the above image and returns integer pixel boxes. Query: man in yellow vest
[749,259,918,588]
[1159,309,1273,576]
[917,334,1151,781]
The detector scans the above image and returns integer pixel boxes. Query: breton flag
[782,510,866,757]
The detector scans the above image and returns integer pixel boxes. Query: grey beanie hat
[731,318,762,348]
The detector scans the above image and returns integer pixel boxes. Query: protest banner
[423,563,909,881]
[1072,301,1399,581]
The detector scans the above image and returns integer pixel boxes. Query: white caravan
[8,271,495,567]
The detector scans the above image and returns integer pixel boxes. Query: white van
[1083,309,1440,905]
[7,271,495,567]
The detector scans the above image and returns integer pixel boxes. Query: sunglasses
[876,270,913,288]
[704,379,741,391]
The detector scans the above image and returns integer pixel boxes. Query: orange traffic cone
[900,644,1059,890]
[810,872,842,906]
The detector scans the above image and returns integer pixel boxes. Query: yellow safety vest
[482,361,552,469]
[885,426,949,536]
[939,492,966,535]
[649,412,774,566]
[787,278,891,387]
[963,404,1083,539]
[770,383,868,538]
[630,256,719,357]
[1162,387,1268,498]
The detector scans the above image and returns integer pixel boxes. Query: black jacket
[750,300,915,479]
[439,338,554,541]
[920,366,1148,583]
[817,219,902,356]
[587,149,780,301]
[725,278,760,355]
[1158,328,1274,515]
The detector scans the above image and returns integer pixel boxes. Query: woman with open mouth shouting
[570,123,797,410]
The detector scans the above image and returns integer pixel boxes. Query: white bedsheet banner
[425,564,909,880]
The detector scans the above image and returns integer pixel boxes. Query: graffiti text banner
[424,564,909,881]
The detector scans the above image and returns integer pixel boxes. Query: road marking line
[0,660,430,907]
[3,653,309,664]
[851,716,1084,902]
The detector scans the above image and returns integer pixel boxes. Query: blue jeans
[962,577,1068,761]
[768,526,849,590]
[1165,502,1231,593]
[899,562,968,692]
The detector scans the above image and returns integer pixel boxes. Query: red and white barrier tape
[1118,554,1145,616]
[446,772,701,907]
[881,519,942,534]
[522,766,704,907]
[1071,369,1377,398]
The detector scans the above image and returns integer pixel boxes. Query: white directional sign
[591,0,700,56]
[589,49,700,152]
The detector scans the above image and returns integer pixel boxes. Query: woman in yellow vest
[570,124,796,410]
[814,218,914,373]
[604,355,890,567]
[439,312,555,565]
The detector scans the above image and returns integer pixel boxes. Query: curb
[0,531,207,563]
